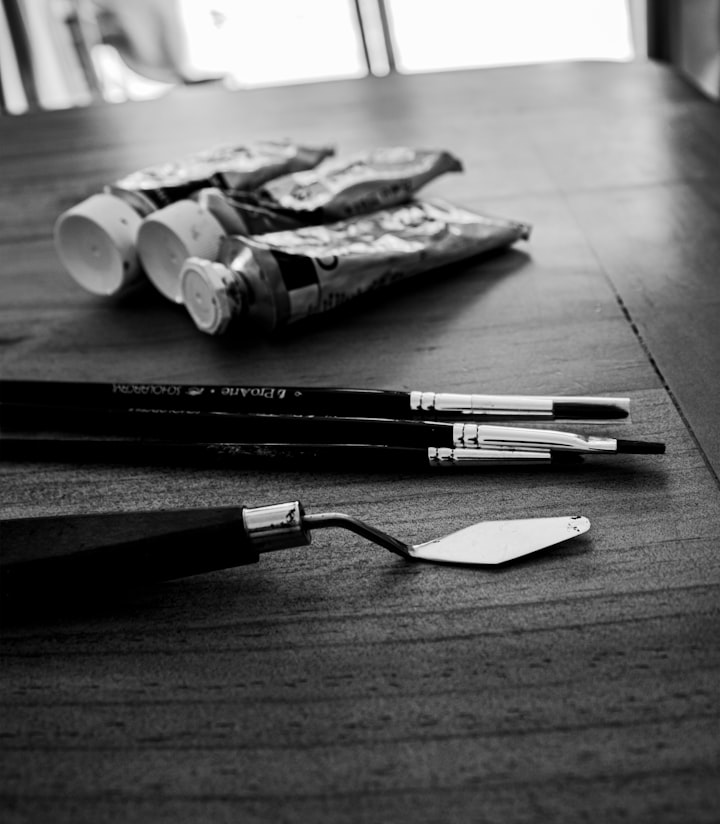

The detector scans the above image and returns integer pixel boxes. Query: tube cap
[53,193,143,296]
[181,256,241,335]
[137,200,226,303]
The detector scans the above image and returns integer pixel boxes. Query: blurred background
[1,0,718,114]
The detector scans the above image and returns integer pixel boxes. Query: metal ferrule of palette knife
[242,501,312,552]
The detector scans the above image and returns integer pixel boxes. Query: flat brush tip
[553,402,629,420]
[615,439,666,454]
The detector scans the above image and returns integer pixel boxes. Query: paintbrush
[0,404,665,457]
[0,379,631,421]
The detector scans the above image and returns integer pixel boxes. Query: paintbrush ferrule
[410,391,630,420]
[428,446,555,466]
[452,424,620,453]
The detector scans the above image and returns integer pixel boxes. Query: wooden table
[1,61,719,823]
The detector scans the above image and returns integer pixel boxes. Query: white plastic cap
[181,256,241,335]
[137,200,226,303]
[53,193,143,296]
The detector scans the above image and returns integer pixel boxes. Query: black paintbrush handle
[0,435,438,470]
[0,379,410,419]
[0,404,446,448]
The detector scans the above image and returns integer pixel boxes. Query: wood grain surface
[1,61,719,823]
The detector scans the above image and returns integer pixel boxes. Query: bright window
[180,0,636,84]
[179,0,368,87]
[384,0,635,73]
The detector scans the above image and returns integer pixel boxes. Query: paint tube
[180,199,530,336]
[53,140,333,296]
[136,147,462,302]
[230,146,463,227]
